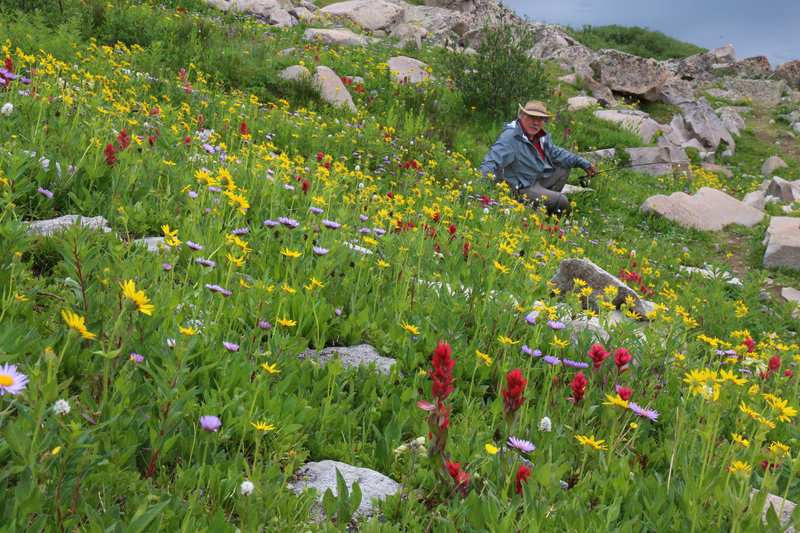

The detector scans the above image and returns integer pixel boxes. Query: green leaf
[321,488,337,521]
[123,498,171,533]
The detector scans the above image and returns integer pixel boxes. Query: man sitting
[480,100,597,216]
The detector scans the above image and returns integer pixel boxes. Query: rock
[403,5,470,36]
[566,96,597,110]
[290,6,316,22]
[288,460,400,522]
[678,97,736,154]
[302,28,367,47]
[424,0,476,13]
[640,187,765,231]
[296,344,395,374]
[582,77,617,107]
[772,60,800,89]
[659,77,694,105]
[267,8,294,27]
[26,215,112,237]
[715,78,787,106]
[277,65,310,82]
[527,32,570,60]
[278,47,295,56]
[623,146,689,177]
[593,109,664,144]
[579,148,616,165]
[765,176,800,202]
[679,264,742,286]
[781,286,800,318]
[549,46,595,79]
[313,66,357,113]
[761,156,789,176]
[558,73,579,84]
[386,56,431,84]
[732,56,772,79]
[718,106,746,136]
[701,163,733,178]
[390,23,427,49]
[590,49,671,101]
[319,0,404,33]
[675,44,737,80]
[742,190,766,210]
[131,237,167,252]
[550,258,651,318]
[750,490,797,532]
[763,217,800,270]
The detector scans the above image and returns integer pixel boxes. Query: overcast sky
[502,0,800,65]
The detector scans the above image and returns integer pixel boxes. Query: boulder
[403,5,470,36]
[678,97,735,153]
[640,187,765,231]
[765,176,800,202]
[701,163,733,178]
[386,56,432,84]
[288,460,400,522]
[731,56,772,79]
[26,215,112,237]
[761,156,789,176]
[582,77,617,107]
[623,146,689,177]
[593,109,664,144]
[589,49,670,101]
[717,106,746,136]
[302,28,367,46]
[290,6,316,22]
[750,491,797,532]
[390,23,426,49]
[713,78,787,106]
[424,0,476,13]
[772,60,800,89]
[675,44,737,80]
[313,66,357,113]
[659,77,694,105]
[558,73,579,84]
[550,258,651,318]
[549,46,595,79]
[319,0,405,33]
[277,65,310,82]
[782,287,800,318]
[742,190,766,211]
[131,237,167,252]
[527,32,571,60]
[267,7,295,27]
[566,96,597,110]
[296,344,395,374]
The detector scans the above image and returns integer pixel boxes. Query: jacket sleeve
[480,131,516,180]
[544,141,591,170]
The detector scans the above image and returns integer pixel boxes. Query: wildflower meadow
[1,1,799,531]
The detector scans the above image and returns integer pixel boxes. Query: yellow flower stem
[691,410,720,533]
[100,308,127,408]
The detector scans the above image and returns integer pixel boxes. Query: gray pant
[516,166,572,216]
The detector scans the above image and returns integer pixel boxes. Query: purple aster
[542,355,561,365]
[37,186,54,199]
[628,402,659,422]
[373,228,386,236]
[321,219,341,229]
[208,186,221,193]
[284,184,294,191]
[522,345,533,356]
[524,312,537,325]
[313,246,329,255]
[359,227,371,233]
[310,206,324,214]
[278,217,299,228]
[187,241,203,250]
[161,263,173,271]
[232,227,249,235]
[0,363,29,396]
[258,321,271,329]
[167,338,176,348]
[219,288,232,296]
[334,308,342,316]
[188,191,198,199]
[199,415,222,432]
[129,352,144,363]
[195,258,216,267]
[359,214,369,221]
[205,284,222,292]
[507,436,536,453]
[563,359,589,369]
[202,143,214,154]
[264,219,279,227]
[223,341,239,352]
[546,320,566,330]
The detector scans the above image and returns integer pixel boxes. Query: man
[480,100,597,216]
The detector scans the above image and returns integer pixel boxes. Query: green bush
[564,24,706,60]
[440,17,547,121]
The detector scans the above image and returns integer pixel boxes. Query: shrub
[564,24,706,60]
[440,17,547,121]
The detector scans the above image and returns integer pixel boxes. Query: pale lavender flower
[373,228,386,236]
[359,228,371,233]
[524,312,537,325]
[321,219,341,229]
[278,217,299,228]
[313,246,329,255]
[195,258,216,267]
[359,214,368,221]
[205,284,222,292]
[263,219,279,227]
[334,308,342,316]
[310,206,324,214]
[162,263,173,271]
[522,345,533,356]
[219,288,232,296]
[130,352,144,363]
[284,184,295,191]
[232,227,249,235]
[563,359,589,369]
[199,415,222,432]
[187,241,203,250]
[547,320,565,330]
[543,355,561,365]
[223,341,239,352]
[37,186,54,198]
[629,402,659,422]
[0,363,29,395]
[258,321,271,329]
[507,436,535,453]
[188,191,198,199]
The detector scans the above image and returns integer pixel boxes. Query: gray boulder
[302,28,367,46]
[781,287,800,318]
[319,0,404,34]
[678,97,736,154]
[277,65,310,82]
[296,344,395,374]
[640,187,765,231]
[313,66,357,113]
[659,77,694,105]
[709,78,787,106]
[742,190,766,211]
[549,46,595,79]
[593,109,664,144]
[718,107,746,136]
[26,215,112,237]
[772,60,800,89]
[390,23,427,49]
[623,146,689,177]
[386,56,432,84]
[590,49,670,101]
[288,460,400,522]
[402,5,470,36]
[674,44,737,80]
[550,258,650,318]
[566,96,597,110]
[582,77,617,107]
[764,176,800,202]
[761,156,789,176]
[750,490,797,532]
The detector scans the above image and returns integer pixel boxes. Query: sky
[501,0,800,66]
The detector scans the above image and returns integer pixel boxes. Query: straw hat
[518,100,552,119]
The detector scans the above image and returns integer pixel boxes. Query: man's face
[519,113,547,138]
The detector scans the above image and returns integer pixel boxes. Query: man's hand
[585,164,597,178]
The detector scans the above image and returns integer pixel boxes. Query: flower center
[0,374,13,386]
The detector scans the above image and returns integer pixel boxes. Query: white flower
[239,480,254,496]
[354,165,361,172]
[1,103,13,116]
[504,209,510,215]
[483,208,489,214]
[53,399,71,416]
[538,416,552,432]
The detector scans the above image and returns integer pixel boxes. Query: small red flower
[502,369,527,415]
[616,386,633,401]
[786,370,793,377]
[301,180,310,195]
[569,372,587,402]
[104,143,117,166]
[515,464,531,496]
[117,129,130,150]
[239,122,249,135]
[316,152,324,161]
[462,241,470,260]
[769,356,781,371]
[588,344,609,368]
[614,348,631,369]
[430,342,455,402]
[743,338,756,352]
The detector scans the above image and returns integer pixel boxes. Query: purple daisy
[232,227,249,235]
[358,227,371,234]
[205,284,222,292]
[167,338,176,348]
[129,352,144,363]
[278,217,299,228]
[284,184,295,191]
[372,228,386,236]
[0,363,29,396]
[222,341,239,352]
[263,219,279,227]
[199,415,222,432]
[563,359,589,369]
[542,355,561,365]
[219,288,232,297]
[188,191,198,199]
[522,345,533,356]
[359,214,369,221]
[186,241,203,250]
[507,436,536,453]
[313,246,329,255]
[628,402,659,422]
[334,308,342,316]
[195,258,216,267]
[524,312,537,325]
[321,219,341,229]
[37,186,54,199]
[546,320,566,330]
[162,263,173,271]
[310,206,324,214]
[258,321,271,329]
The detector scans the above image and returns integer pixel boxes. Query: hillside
[1,0,799,531]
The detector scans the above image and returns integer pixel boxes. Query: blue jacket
[479,120,591,190]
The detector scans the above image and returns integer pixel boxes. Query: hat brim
[518,103,552,118]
